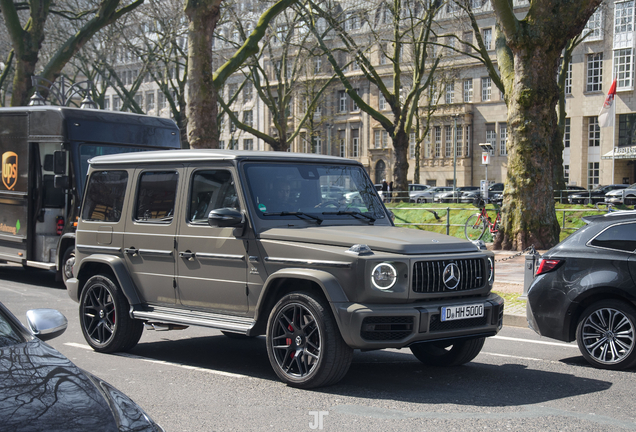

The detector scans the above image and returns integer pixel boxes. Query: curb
[503,313,527,328]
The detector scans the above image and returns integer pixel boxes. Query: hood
[0,341,118,432]
[259,225,480,254]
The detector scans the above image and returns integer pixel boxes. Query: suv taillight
[535,259,562,276]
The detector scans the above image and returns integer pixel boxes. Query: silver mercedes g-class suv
[66,150,503,388]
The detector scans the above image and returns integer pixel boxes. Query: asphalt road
[2,264,636,431]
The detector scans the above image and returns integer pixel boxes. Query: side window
[188,170,239,223]
[134,171,179,223]
[82,171,128,222]
[590,223,636,252]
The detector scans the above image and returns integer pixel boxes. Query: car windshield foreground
[67,150,503,389]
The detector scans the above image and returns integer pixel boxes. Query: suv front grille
[412,258,485,293]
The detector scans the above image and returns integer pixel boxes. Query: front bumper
[333,293,504,349]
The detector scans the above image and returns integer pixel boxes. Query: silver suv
[66,150,503,388]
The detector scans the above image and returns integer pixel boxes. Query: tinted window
[81,171,128,222]
[188,170,239,223]
[134,171,178,223]
[590,223,636,252]
[0,310,25,348]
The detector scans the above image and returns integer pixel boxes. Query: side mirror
[26,309,68,341]
[53,150,67,175]
[54,175,70,189]
[208,208,244,228]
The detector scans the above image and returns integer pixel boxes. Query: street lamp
[28,75,98,109]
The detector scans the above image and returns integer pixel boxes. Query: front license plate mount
[440,303,484,322]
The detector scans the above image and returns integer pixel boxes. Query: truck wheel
[61,246,75,283]
[410,337,485,366]
[79,274,143,353]
[576,300,636,370]
[266,292,353,388]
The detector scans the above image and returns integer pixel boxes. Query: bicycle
[464,198,501,241]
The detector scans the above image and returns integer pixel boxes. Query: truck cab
[0,106,180,281]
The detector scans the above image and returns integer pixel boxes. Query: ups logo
[2,151,18,190]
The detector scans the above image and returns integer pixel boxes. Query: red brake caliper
[287,324,294,358]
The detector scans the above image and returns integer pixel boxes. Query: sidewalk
[490,249,546,328]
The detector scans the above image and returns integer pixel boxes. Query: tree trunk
[392,129,409,201]
[185,0,221,148]
[494,46,561,250]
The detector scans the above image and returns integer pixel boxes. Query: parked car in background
[0,302,162,432]
[555,185,586,204]
[407,184,429,200]
[459,183,505,204]
[605,183,636,205]
[410,186,453,203]
[527,211,636,370]
[568,184,628,204]
[434,186,480,203]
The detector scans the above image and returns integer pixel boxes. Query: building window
[499,124,508,156]
[564,164,569,184]
[314,57,322,73]
[434,126,441,158]
[243,82,253,103]
[445,126,452,157]
[586,53,603,92]
[409,133,416,159]
[313,135,322,154]
[352,129,359,157]
[614,48,633,90]
[352,88,360,111]
[614,1,634,49]
[481,77,492,101]
[374,130,381,148]
[465,125,471,157]
[229,139,238,150]
[228,83,238,98]
[158,92,166,109]
[382,131,389,147]
[104,97,110,110]
[463,79,473,103]
[588,117,600,146]
[424,132,431,158]
[445,83,454,104]
[219,140,225,149]
[565,62,572,95]
[588,162,600,187]
[379,92,387,110]
[243,138,254,150]
[482,28,492,50]
[462,31,473,54]
[584,8,603,41]
[339,131,346,157]
[145,91,155,113]
[564,118,570,148]
[338,90,347,113]
[486,125,496,155]
[456,126,463,156]
[243,110,253,128]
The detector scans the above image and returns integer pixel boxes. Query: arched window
[375,160,386,184]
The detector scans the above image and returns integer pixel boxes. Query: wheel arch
[249,268,349,337]
[56,234,75,271]
[74,254,141,306]
[566,287,636,341]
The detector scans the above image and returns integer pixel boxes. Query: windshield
[243,162,388,224]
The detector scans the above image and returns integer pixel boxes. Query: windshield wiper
[263,212,323,225]
[321,211,376,224]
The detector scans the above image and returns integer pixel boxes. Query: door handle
[179,251,195,261]
[124,247,139,256]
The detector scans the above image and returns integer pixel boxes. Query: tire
[584,198,591,205]
[625,196,635,206]
[576,300,636,370]
[221,331,256,339]
[61,246,75,284]
[465,214,486,241]
[266,292,353,388]
[79,274,143,353]
[410,337,485,366]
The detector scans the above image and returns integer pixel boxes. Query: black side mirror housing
[53,151,67,175]
[208,208,244,228]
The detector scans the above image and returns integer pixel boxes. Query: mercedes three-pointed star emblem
[443,263,461,290]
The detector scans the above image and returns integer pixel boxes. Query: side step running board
[131,306,255,334]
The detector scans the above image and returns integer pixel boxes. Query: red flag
[598,78,617,128]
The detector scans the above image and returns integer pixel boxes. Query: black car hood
[0,340,118,432]
[260,225,480,254]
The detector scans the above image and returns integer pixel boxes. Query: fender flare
[252,268,350,331]
[73,254,140,305]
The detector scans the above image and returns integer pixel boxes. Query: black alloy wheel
[79,274,143,353]
[266,292,352,388]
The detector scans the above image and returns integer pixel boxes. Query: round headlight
[487,257,495,283]
[371,263,397,290]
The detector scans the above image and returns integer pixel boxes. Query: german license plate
[441,304,484,322]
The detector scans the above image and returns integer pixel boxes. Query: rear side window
[589,222,636,252]
[82,171,128,222]
[134,171,179,223]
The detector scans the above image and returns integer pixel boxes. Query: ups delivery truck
[0,106,181,281]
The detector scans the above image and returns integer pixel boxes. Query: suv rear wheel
[266,292,352,388]
[410,337,485,366]
[576,299,636,370]
[79,274,143,353]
